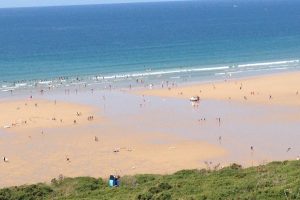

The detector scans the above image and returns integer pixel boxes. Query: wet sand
[1,71,300,188]
[134,71,300,167]
[138,71,300,106]
[0,98,225,188]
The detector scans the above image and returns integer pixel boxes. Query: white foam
[0,59,298,95]
[38,81,52,84]
[102,66,230,80]
[231,67,288,75]
[238,60,299,68]
[215,72,226,76]
[15,83,27,87]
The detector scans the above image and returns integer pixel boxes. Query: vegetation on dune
[1,161,300,200]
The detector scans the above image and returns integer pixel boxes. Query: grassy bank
[1,161,300,200]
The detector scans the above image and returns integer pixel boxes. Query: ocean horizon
[0,0,300,90]
[2,1,300,194]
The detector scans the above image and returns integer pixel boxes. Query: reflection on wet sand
[1,72,300,188]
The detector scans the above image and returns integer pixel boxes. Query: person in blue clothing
[109,175,120,187]
[114,175,120,187]
[109,175,114,187]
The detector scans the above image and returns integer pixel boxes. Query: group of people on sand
[87,115,94,121]
[74,113,95,124]
[197,117,221,126]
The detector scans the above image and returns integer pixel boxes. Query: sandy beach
[135,71,300,166]
[0,71,300,188]
[0,98,225,188]
[138,71,300,106]
[0,99,99,130]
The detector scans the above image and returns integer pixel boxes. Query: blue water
[0,1,300,86]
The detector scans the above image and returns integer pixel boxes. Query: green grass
[1,161,300,200]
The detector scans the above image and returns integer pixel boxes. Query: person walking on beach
[218,136,222,145]
[217,117,221,126]
[66,156,71,163]
[3,156,8,163]
[250,146,254,166]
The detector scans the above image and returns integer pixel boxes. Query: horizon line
[0,0,189,10]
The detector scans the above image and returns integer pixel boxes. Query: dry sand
[0,99,99,130]
[138,72,300,106]
[0,99,225,188]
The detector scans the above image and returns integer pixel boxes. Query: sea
[0,0,300,93]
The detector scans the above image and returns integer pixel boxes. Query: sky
[0,0,181,8]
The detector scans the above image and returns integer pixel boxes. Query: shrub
[136,175,156,184]
[1,161,299,199]
[156,192,171,200]
[158,183,172,190]
[72,177,100,192]
[229,163,242,170]
[136,192,154,200]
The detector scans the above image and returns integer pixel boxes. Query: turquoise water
[0,1,300,89]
